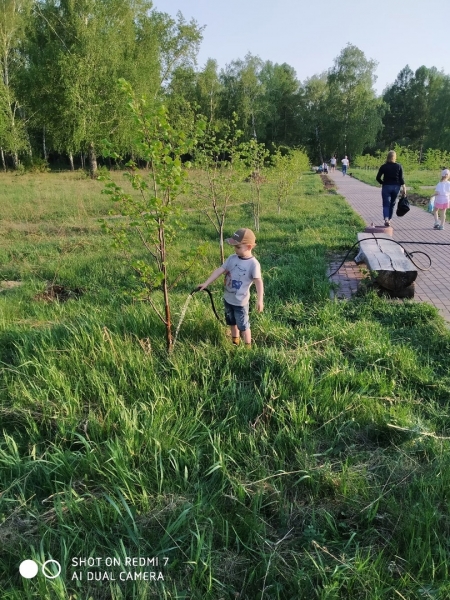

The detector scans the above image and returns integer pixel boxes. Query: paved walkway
[328,172,450,322]
[329,256,365,299]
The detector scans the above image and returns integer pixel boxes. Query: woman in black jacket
[376,150,406,227]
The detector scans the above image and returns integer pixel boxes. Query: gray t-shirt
[221,254,261,306]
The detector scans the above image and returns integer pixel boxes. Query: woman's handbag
[396,194,410,217]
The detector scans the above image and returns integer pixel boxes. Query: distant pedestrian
[432,169,450,230]
[330,156,337,172]
[376,150,406,227]
[322,161,328,174]
[341,155,349,176]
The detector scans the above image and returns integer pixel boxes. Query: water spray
[173,287,224,347]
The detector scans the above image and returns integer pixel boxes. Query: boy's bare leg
[242,329,251,345]
[230,326,251,346]
[230,324,240,345]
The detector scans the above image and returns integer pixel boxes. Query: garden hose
[191,287,225,324]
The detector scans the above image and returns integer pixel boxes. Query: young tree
[242,138,269,232]
[270,148,309,213]
[192,116,245,263]
[102,80,205,352]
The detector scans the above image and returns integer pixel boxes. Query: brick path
[328,258,366,299]
[328,172,450,322]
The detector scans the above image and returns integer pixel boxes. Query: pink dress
[434,181,450,209]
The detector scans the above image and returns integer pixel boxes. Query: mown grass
[1,170,450,599]
[349,167,440,197]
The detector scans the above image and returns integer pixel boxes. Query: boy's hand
[256,300,264,313]
[197,283,208,291]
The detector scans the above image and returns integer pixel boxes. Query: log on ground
[356,233,417,294]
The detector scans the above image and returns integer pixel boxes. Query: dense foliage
[1,2,450,169]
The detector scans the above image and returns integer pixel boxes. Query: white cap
[442,169,449,177]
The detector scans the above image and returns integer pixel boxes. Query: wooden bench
[355,233,417,298]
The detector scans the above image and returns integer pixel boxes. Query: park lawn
[1,170,450,599]
[350,167,441,197]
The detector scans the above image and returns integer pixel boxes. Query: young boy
[198,228,264,347]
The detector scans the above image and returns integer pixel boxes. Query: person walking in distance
[197,228,264,348]
[341,155,349,176]
[432,169,450,230]
[376,150,406,227]
[330,156,337,172]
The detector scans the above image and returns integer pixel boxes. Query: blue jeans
[342,165,347,175]
[224,299,250,331]
[381,185,400,219]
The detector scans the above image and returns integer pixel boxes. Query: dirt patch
[34,283,84,303]
[406,192,429,207]
[0,280,23,290]
[320,174,336,191]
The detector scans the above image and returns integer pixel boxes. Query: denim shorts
[224,299,250,331]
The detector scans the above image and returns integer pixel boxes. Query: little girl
[433,169,450,230]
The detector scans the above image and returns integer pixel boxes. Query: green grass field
[1,170,450,599]
[349,167,439,199]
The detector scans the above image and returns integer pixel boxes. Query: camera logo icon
[19,559,61,579]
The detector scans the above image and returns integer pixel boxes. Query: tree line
[0,0,201,172]
[1,0,449,172]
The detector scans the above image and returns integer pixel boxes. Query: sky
[153,0,449,96]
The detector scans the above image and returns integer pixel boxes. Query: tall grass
[1,171,450,599]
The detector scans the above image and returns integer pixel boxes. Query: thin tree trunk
[0,147,6,171]
[69,152,74,171]
[219,218,225,264]
[89,142,97,178]
[80,153,85,169]
[252,112,257,140]
[254,186,261,232]
[43,127,48,160]
[159,223,173,352]
[12,151,19,170]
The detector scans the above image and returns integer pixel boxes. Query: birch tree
[0,0,31,168]
[324,44,385,158]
